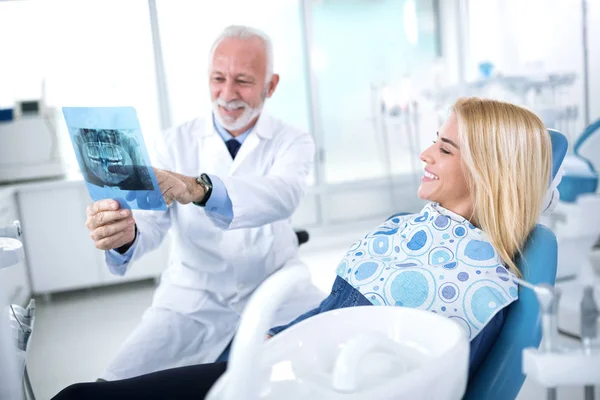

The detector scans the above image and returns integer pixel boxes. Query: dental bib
[336,203,518,339]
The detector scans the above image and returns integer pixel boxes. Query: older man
[84,25,323,380]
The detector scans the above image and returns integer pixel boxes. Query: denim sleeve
[268,276,372,336]
[268,276,346,336]
[204,174,233,228]
[268,304,324,336]
[468,307,506,380]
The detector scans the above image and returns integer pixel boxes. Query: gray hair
[209,25,274,81]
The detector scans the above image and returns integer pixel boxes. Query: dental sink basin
[263,307,468,399]
[207,267,469,400]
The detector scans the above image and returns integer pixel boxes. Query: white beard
[212,98,263,131]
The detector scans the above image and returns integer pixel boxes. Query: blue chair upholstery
[549,129,569,179]
[557,122,599,202]
[463,224,557,400]
[573,119,600,157]
[464,129,568,399]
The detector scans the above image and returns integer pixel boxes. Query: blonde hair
[453,97,552,277]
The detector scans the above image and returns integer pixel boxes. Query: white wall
[437,0,462,86]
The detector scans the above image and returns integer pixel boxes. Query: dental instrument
[510,273,600,399]
[1,221,26,400]
[492,268,599,398]
[1,220,37,400]
[581,286,598,400]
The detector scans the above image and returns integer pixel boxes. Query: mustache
[215,98,250,110]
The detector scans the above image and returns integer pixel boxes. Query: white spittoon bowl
[209,305,469,400]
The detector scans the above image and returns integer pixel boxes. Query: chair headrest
[548,129,568,181]
[574,119,600,157]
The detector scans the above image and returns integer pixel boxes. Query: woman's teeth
[424,171,439,180]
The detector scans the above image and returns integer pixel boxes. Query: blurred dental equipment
[1,221,25,400]
[520,282,599,400]
[1,220,36,400]
[0,89,65,184]
[372,77,422,209]
[207,265,470,400]
[581,287,599,400]
[540,119,600,339]
[493,269,600,399]
[422,62,580,136]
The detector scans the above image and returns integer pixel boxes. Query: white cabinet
[0,189,31,305]
[16,180,169,295]
[18,184,102,293]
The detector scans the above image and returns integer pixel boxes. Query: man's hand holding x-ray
[85,166,207,252]
[86,199,136,251]
[153,168,207,206]
[107,165,207,207]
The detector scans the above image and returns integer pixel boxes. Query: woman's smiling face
[418,113,473,219]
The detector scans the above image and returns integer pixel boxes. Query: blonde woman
[53,98,552,400]
[267,97,552,370]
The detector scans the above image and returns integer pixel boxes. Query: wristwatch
[193,173,213,207]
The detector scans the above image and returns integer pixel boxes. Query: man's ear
[265,74,280,98]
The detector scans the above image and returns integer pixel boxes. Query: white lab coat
[102,113,324,380]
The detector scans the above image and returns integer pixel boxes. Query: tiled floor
[23,236,600,399]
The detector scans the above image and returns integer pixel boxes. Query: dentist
[83,25,323,381]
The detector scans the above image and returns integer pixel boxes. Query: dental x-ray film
[62,107,167,211]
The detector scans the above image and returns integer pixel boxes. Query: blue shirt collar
[212,113,253,144]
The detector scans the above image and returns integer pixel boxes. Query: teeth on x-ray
[75,128,153,190]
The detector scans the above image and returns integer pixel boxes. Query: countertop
[0,172,86,193]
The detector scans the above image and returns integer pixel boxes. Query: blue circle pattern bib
[336,203,519,340]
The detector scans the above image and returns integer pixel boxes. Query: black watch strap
[193,173,213,207]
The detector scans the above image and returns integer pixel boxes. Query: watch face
[200,173,212,188]
[193,176,210,207]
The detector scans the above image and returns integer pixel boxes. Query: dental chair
[217,130,568,399]
[558,119,600,203]
[464,129,568,400]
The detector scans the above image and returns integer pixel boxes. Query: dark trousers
[52,362,227,400]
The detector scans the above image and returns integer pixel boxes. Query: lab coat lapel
[229,113,274,175]
[200,118,232,176]
[229,132,259,174]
